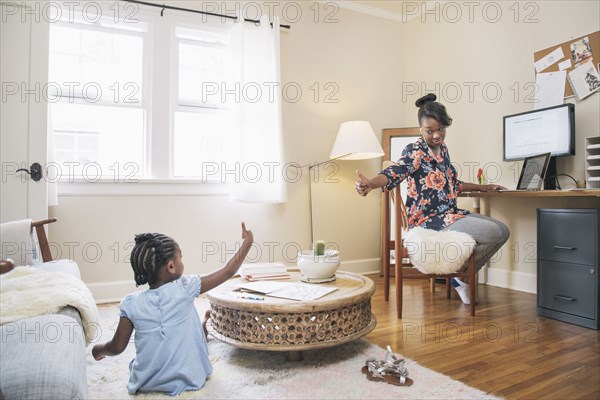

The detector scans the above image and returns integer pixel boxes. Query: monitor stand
[544,156,557,190]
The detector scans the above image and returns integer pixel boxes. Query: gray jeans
[442,213,510,270]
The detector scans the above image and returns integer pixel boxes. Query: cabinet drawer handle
[553,246,576,250]
[554,295,576,302]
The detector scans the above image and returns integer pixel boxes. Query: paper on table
[235,281,337,301]
[534,71,566,109]
[534,47,565,73]
[267,284,337,301]
[236,280,290,294]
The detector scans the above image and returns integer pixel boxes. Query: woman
[355,93,509,304]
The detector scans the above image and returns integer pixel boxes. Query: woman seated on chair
[354,93,510,304]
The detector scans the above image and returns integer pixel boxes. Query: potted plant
[297,240,340,283]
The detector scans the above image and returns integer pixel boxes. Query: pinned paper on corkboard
[534,31,600,98]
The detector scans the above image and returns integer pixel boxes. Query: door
[1,3,49,222]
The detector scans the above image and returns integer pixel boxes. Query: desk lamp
[308,121,384,244]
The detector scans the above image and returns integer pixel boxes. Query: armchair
[1,218,89,399]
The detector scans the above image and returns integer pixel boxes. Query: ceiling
[350,1,425,15]
[339,1,431,20]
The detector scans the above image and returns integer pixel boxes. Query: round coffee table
[206,271,376,361]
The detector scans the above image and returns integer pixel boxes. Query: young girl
[92,222,253,396]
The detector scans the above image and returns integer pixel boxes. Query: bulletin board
[533,30,600,98]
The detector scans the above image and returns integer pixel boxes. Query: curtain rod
[122,0,291,29]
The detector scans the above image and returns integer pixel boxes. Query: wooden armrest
[0,259,16,275]
[31,218,57,228]
[31,218,57,262]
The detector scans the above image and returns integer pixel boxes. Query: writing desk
[459,189,600,213]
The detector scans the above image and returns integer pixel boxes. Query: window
[49,14,146,180]
[173,26,236,178]
[48,6,237,182]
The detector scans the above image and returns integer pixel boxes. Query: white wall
[401,0,600,292]
[49,1,406,302]
[47,1,600,301]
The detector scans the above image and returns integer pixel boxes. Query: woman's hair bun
[415,93,437,108]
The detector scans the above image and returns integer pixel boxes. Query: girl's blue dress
[119,275,213,396]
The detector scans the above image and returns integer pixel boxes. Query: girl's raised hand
[241,222,253,245]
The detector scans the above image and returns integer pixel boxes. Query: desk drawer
[538,210,597,265]
[538,260,597,319]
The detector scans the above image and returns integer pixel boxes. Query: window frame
[52,5,234,195]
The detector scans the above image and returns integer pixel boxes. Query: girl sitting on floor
[92,223,253,396]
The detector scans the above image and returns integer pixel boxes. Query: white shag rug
[87,301,499,400]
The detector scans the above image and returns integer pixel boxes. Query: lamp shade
[329,121,384,160]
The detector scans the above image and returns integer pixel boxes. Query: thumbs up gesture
[354,170,373,197]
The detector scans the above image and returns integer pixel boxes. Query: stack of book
[239,262,290,281]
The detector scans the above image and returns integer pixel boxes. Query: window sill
[57,179,229,196]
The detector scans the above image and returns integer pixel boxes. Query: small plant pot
[297,249,340,282]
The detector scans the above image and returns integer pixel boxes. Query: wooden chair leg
[429,278,435,292]
[469,256,476,316]
[446,277,452,299]
[384,260,390,302]
[396,263,402,319]
[382,190,391,302]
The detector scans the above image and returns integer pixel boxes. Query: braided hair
[416,93,453,127]
[130,233,177,286]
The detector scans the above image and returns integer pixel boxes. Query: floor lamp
[308,121,384,245]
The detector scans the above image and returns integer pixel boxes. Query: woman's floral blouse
[380,137,469,230]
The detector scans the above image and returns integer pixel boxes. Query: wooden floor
[364,275,600,400]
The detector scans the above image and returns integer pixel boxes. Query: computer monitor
[503,103,575,189]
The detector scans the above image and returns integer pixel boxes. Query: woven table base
[210,299,373,346]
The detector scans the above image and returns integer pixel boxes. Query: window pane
[173,110,235,179]
[49,25,144,103]
[49,19,146,180]
[50,103,144,179]
[178,42,233,106]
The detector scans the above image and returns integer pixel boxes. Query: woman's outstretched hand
[355,170,373,197]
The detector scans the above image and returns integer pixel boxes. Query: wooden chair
[381,180,477,319]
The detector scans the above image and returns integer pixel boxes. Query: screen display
[503,104,575,161]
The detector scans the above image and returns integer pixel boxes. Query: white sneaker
[451,278,470,304]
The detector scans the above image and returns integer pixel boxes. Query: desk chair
[381,169,477,318]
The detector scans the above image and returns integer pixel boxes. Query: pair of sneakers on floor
[450,277,472,305]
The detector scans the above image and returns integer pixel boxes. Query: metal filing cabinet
[537,208,599,329]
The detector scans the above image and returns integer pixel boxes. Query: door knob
[16,162,43,182]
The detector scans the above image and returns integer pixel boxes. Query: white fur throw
[403,227,476,274]
[0,266,100,344]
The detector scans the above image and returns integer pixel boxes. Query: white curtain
[229,15,287,203]
[47,112,58,207]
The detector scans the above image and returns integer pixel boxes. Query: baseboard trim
[339,257,381,276]
[484,268,536,294]
[88,258,382,303]
[88,280,138,304]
